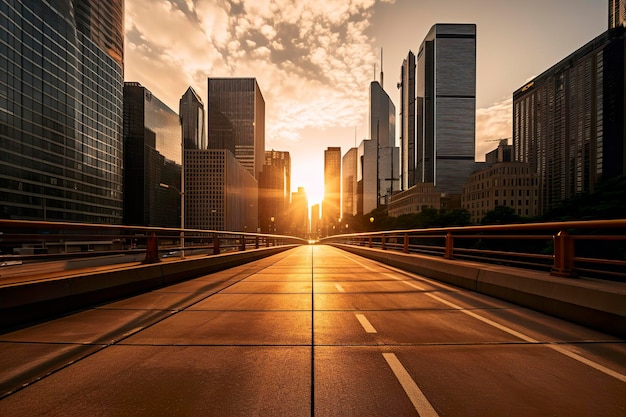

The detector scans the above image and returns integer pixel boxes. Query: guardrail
[0,220,308,267]
[318,219,626,281]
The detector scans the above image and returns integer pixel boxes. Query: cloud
[475,97,513,161]
[125,0,393,146]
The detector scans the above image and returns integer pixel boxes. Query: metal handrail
[319,219,626,280]
[0,220,308,266]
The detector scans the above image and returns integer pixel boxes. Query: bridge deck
[1,245,625,416]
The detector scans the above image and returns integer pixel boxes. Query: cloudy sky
[125,0,606,206]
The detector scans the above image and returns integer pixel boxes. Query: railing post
[403,234,409,253]
[142,232,160,264]
[381,235,386,250]
[240,236,246,251]
[213,236,220,255]
[552,230,577,277]
[255,236,259,249]
[265,237,270,247]
[444,232,454,259]
[368,236,373,248]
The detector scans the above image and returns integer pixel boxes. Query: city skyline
[124,0,607,207]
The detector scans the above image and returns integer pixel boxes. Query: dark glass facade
[400,51,416,190]
[323,146,341,231]
[513,27,626,214]
[180,86,206,150]
[207,78,265,180]
[123,82,181,227]
[416,24,476,195]
[259,150,290,234]
[0,0,124,223]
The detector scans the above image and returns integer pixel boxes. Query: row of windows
[464,188,539,200]
[468,207,535,219]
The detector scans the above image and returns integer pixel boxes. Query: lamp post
[159,183,184,259]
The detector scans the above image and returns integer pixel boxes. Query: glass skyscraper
[323,146,341,233]
[416,24,477,195]
[0,0,124,223]
[180,86,206,150]
[123,82,181,227]
[207,78,265,180]
[368,81,400,207]
[513,26,626,214]
[399,51,416,190]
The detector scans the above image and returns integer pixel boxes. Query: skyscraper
[342,147,358,218]
[207,78,265,180]
[369,81,400,207]
[185,149,258,232]
[610,0,626,28]
[416,23,477,195]
[399,51,416,190]
[288,187,308,238]
[0,0,124,223]
[513,26,626,214]
[370,81,396,148]
[180,87,206,150]
[123,82,181,227]
[259,150,291,234]
[357,139,379,215]
[323,147,341,234]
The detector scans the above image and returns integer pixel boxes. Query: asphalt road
[1,245,625,416]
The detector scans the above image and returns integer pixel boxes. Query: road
[1,245,625,416]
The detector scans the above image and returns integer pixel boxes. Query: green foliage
[348,207,472,232]
[541,175,626,221]
[481,205,524,225]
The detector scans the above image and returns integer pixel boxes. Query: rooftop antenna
[380,48,384,88]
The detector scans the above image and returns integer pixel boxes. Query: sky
[124,0,607,207]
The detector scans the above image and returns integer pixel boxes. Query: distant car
[161,251,180,258]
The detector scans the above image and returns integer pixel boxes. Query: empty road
[1,245,625,416]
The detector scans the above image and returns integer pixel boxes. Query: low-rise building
[388,183,440,217]
[462,162,539,223]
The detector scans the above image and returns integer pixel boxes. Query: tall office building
[342,147,358,218]
[180,86,206,150]
[259,150,290,234]
[369,81,400,207]
[207,78,265,179]
[0,0,124,223]
[370,81,395,148]
[357,139,378,214]
[288,187,308,238]
[399,51,417,190]
[416,24,477,195]
[513,26,626,214]
[123,82,181,227]
[323,146,341,233]
[185,149,258,232]
[310,204,320,239]
[610,0,626,28]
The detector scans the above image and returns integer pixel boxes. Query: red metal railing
[319,219,626,281]
[0,220,307,267]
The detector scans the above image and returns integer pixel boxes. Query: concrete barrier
[0,245,299,332]
[332,244,626,339]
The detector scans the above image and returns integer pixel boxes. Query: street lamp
[159,182,184,259]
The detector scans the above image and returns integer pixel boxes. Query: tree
[481,206,523,225]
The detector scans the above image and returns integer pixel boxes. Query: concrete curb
[332,244,626,339]
[0,245,298,332]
